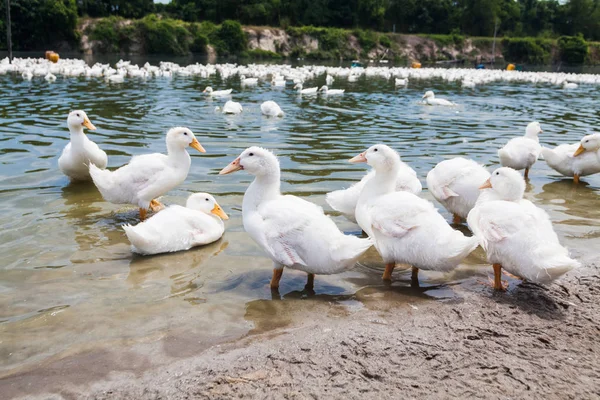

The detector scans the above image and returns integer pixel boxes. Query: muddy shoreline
[4,263,599,399]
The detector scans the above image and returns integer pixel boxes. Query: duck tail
[122,224,153,255]
[332,235,373,265]
[534,250,580,284]
[89,163,114,200]
[445,233,480,268]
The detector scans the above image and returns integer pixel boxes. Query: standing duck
[90,127,205,221]
[351,145,478,282]
[58,110,108,181]
[426,157,490,223]
[467,167,579,290]
[498,121,543,179]
[219,147,372,290]
[541,133,600,183]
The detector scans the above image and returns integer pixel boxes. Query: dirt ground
[7,263,600,400]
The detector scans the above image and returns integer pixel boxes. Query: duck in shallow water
[541,133,600,184]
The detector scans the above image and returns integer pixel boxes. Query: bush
[379,34,392,48]
[88,16,134,53]
[243,49,283,59]
[354,29,378,53]
[212,20,246,55]
[501,37,552,64]
[135,14,191,55]
[558,35,588,64]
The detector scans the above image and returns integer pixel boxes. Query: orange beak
[82,117,96,130]
[190,138,206,153]
[349,152,367,163]
[573,145,585,157]
[219,157,242,175]
[211,203,229,220]
[479,178,492,190]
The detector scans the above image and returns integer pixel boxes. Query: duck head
[574,133,600,157]
[349,144,400,172]
[525,121,543,138]
[166,127,205,153]
[203,86,213,94]
[219,146,279,177]
[186,193,228,220]
[319,85,328,92]
[479,167,525,201]
[67,110,96,132]
[422,90,435,99]
[293,83,303,91]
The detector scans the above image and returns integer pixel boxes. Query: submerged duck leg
[411,266,419,282]
[493,263,508,291]
[270,267,284,289]
[305,273,315,290]
[574,174,580,184]
[452,214,462,224]
[524,167,530,180]
[139,207,147,221]
[150,199,165,212]
[383,263,395,281]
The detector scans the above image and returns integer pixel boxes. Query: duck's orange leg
[452,214,462,224]
[139,208,147,221]
[574,174,580,184]
[383,263,395,281]
[270,268,284,289]
[493,263,508,291]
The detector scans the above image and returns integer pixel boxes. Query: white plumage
[422,90,455,106]
[319,85,345,95]
[220,100,243,114]
[123,193,227,255]
[467,167,579,288]
[541,133,600,182]
[260,101,284,117]
[58,110,108,181]
[219,146,372,289]
[498,121,543,178]
[426,157,490,222]
[293,83,318,94]
[203,86,232,96]
[352,145,478,281]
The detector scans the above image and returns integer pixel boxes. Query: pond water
[1,59,599,388]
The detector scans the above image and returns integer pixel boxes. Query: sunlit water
[1,59,600,388]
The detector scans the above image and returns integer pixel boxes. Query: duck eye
[205,198,209,201]
[373,148,378,152]
[495,172,500,175]
[585,140,589,143]
[183,132,188,136]
[76,113,80,117]
[249,153,254,156]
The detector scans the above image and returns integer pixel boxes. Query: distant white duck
[422,91,455,106]
[240,75,258,85]
[563,81,578,89]
[395,78,408,86]
[498,121,543,179]
[21,70,33,81]
[426,157,490,224]
[327,156,422,223]
[203,86,233,96]
[123,192,227,255]
[106,74,125,83]
[45,73,57,82]
[293,83,318,94]
[58,110,108,181]
[462,79,476,88]
[468,167,580,290]
[541,133,600,183]
[351,144,479,282]
[89,127,205,221]
[219,100,243,114]
[326,75,335,85]
[219,147,372,289]
[271,77,286,87]
[261,100,284,117]
[319,85,345,95]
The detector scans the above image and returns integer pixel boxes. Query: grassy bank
[80,15,600,65]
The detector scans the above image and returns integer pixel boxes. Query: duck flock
[12,55,599,293]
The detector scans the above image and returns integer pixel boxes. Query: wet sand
[4,263,599,399]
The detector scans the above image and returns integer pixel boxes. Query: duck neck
[359,163,398,204]
[68,126,88,148]
[244,170,281,212]
[167,142,191,167]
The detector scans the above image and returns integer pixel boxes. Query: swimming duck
[395,78,408,86]
[351,144,478,282]
[261,100,284,117]
[203,86,233,96]
[123,192,227,255]
[422,91,455,106]
[219,100,243,114]
[327,157,422,223]
[319,85,345,95]
[240,75,258,85]
[498,121,543,179]
[426,157,490,223]
[58,110,108,181]
[89,127,205,221]
[293,83,318,94]
[541,133,600,183]
[219,146,372,289]
[467,167,579,290]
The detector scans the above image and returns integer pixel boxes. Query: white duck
[351,145,478,282]
[563,81,578,89]
[203,86,233,96]
[426,157,491,224]
[319,85,345,95]
[123,192,228,255]
[327,156,422,223]
[541,133,600,183]
[326,75,334,85]
[395,78,408,86]
[498,121,543,179]
[219,146,372,289]
[261,100,284,117]
[422,91,455,106]
[293,83,318,94]
[89,127,205,221]
[240,75,258,85]
[467,167,580,290]
[45,72,57,82]
[219,100,243,114]
[58,110,108,181]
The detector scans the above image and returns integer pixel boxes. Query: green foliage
[88,16,134,53]
[211,20,247,55]
[557,35,588,64]
[243,49,283,59]
[354,29,378,53]
[78,0,155,18]
[379,34,392,48]
[135,14,191,55]
[501,37,553,64]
